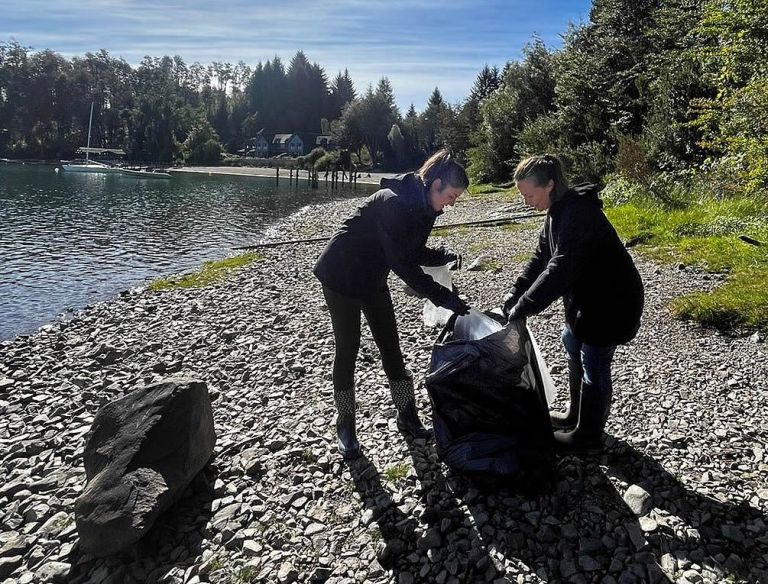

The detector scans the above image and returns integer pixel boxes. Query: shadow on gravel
[462,436,766,583]
[606,437,768,584]
[67,463,219,584]
[346,444,501,583]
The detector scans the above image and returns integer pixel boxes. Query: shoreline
[166,166,389,186]
[0,191,766,582]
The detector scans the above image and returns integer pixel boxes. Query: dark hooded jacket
[313,173,457,306]
[510,184,644,346]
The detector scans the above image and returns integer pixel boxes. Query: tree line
[1,0,765,194]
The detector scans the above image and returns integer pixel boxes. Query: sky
[2,0,592,112]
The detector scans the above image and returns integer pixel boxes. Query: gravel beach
[0,190,766,584]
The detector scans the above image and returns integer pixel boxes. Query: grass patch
[604,182,768,330]
[233,566,257,584]
[432,225,473,237]
[501,221,539,233]
[148,252,263,291]
[464,182,520,202]
[382,461,410,482]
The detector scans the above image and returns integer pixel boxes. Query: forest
[1,0,765,196]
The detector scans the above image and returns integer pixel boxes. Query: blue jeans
[561,326,616,394]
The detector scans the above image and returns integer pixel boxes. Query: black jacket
[510,184,644,346]
[314,173,457,305]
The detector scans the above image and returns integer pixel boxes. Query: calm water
[0,164,371,341]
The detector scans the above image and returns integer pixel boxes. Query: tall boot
[334,387,360,459]
[553,382,612,454]
[389,372,431,439]
[550,360,583,430]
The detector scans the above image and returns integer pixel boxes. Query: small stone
[681,569,703,583]
[242,541,262,557]
[277,562,298,583]
[623,485,652,516]
[579,554,600,571]
[639,516,658,532]
[35,561,71,583]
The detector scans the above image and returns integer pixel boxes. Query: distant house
[272,134,304,156]
[253,133,270,157]
[315,135,337,150]
[244,132,271,158]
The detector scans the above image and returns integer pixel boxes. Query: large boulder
[75,378,216,556]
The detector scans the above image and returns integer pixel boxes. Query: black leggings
[322,285,408,391]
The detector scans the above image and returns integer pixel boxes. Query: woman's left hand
[446,251,462,270]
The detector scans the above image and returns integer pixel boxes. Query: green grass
[232,566,257,584]
[501,221,539,233]
[605,187,768,331]
[382,461,410,482]
[148,252,263,291]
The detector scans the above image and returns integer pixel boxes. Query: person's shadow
[66,463,219,584]
[461,436,767,582]
[346,441,503,583]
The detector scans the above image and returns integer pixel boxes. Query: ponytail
[417,149,469,191]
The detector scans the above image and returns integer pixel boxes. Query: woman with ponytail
[314,149,470,459]
[502,155,644,454]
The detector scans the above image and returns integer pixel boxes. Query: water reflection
[0,164,371,340]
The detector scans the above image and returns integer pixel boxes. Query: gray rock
[623,485,652,516]
[35,561,71,583]
[74,378,216,556]
[277,561,298,583]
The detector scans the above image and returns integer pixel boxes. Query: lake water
[0,164,371,341]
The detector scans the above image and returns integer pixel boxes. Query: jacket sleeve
[376,199,454,307]
[419,245,452,267]
[508,225,550,300]
[512,209,591,317]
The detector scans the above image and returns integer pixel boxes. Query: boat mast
[86,102,94,164]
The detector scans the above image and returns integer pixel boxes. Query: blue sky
[3,0,592,112]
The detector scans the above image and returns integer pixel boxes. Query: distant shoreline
[166,165,387,186]
[1,158,389,187]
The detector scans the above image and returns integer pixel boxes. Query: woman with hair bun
[502,154,644,454]
[314,149,470,459]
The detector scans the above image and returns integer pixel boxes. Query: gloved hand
[506,305,525,323]
[445,251,462,270]
[502,289,523,318]
[442,292,470,316]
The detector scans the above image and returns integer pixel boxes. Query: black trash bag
[425,316,555,491]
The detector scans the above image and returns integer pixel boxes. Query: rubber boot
[334,387,360,459]
[550,360,583,430]
[389,373,431,439]
[553,382,612,454]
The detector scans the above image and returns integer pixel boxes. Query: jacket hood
[567,182,603,209]
[380,172,438,216]
[380,172,426,197]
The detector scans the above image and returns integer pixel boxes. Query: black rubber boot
[550,360,583,430]
[553,382,612,455]
[389,374,431,439]
[334,388,360,459]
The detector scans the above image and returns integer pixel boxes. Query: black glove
[445,251,462,271]
[502,290,520,318]
[506,305,525,323]
[442,293,470,316]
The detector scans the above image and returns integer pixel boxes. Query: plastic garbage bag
[453,308,503,340]
[425,316,555,490]
[422,264,454,327]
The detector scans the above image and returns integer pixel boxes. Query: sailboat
[61,103,123,173]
